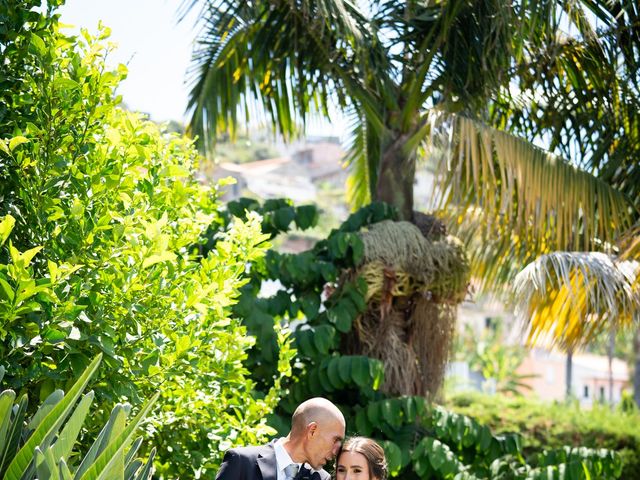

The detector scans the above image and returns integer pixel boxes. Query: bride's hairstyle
[336,437,387,480]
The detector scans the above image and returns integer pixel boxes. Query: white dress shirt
[274,438,300,480]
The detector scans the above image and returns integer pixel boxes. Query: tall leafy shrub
[0,3,292,478]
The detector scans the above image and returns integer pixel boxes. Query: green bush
[211,198,623,479]
[0,3,293,478]
[0,355,156,480]
[448,392,640,479]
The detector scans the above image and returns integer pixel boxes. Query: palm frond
[184,0,374,152]
[344,106,375,210]
[417,110,637,294]
[426,111,634,286]
[513,252,640,350]
[491,4,640,208]
[619,221,640,290]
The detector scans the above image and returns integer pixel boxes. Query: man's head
[286,397,346,470]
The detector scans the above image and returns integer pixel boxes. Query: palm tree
[182,0,636,395]
[183,0,633,252]
[494,2,640,404]
[513,252,640,398]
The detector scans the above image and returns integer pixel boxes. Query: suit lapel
[256,444,278,480]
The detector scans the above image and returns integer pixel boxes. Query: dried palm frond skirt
[342,219,470,397]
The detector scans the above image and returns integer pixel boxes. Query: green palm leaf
[185,0,372,150]
[426,111,635,291]
[344,107,374,210]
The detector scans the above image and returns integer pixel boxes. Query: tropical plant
[485,2,640,405]
[455,323,535,396]
[183,0,636,400]
[449,391,640,478]
[0,3,293,477]
[183,0,633,240]
[0,355,157,480]
[514,253,640,351]
[205,199,623,479]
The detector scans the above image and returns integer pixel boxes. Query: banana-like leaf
[27,390,64,432]
[34,447,48,479]
[0,394,27,477]
[0,367,4,384]
[50,391,95,463]
[513,252,640,350]
[123,437,142,468]
[0,390,16,463]
[4,354,102,480]
[74,404,129,480]
[95,448,124,480]
[132,448,155,480]
[78,391,159,480]
[35,446,61,480]
[59,459,74,480]
[123,459,142,480]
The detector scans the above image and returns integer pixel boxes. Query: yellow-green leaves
[429,111,635,293]
[0,216,15,247]
[8,136,29,151]
[513,252,640,350]
[0,12,287,478]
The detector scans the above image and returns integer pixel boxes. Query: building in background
[210,136,346,204]
[517,348,629,407]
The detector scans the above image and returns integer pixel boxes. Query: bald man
[215,397,346,480]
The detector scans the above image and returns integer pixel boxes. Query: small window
[599,386,606,401]
[583,385,589,398]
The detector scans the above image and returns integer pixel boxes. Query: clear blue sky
[58,1,346,138]
[59,0,197,124]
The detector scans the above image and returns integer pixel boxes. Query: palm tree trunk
[566,349,573,400]
[375,134,415,221]
[608,327,614,405]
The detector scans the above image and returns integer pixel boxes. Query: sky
[58,1,345,137]
[59,0,201,125]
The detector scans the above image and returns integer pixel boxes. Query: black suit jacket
[215,443,330,480]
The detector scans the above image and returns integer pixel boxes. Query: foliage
[0,355,157,480]
[183,1,639,408]
[449,392,640,479]
[0,5,292,478]
[183,0,633,259]
[429,113,634,292]
[210,198,622,479]
[512,252,640,350]
[490,1,640,213]
[210,133,280,164]
[454,323,535,396]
